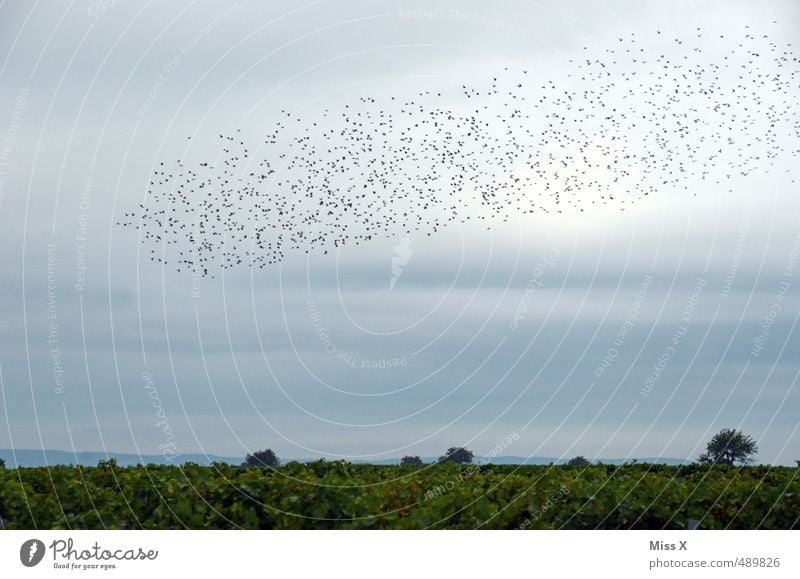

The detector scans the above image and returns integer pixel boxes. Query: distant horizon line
[1,447,704,466]
[5,448,791,466]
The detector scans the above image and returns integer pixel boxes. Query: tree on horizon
[243,449,280,467]
[437,447,474,464]
[697,429,757,466]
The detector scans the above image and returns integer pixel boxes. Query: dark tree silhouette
[567,456,590,466]
[438,447,474,464]
[243,449,280,467]
[0,457,5,469]
[401,455,423,466]
[697,429,757,466]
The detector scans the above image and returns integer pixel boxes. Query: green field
[1,462,798,529]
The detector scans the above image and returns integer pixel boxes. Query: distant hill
[0,449,691,468]
[476,455,690,465]
[0,449,239,467]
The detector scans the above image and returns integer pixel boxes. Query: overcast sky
[0,0,799,464]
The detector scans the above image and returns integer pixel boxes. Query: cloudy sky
[0,0,799,464]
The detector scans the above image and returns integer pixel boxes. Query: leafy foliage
[401,456,423,466]
[567,456,590,466]
[0,462,797,529]
[243,449,280,468]
[437,447,474,465]
[697,429,758,466]
[0,457,5,469]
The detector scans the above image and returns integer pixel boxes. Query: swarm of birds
[119,27,800,276]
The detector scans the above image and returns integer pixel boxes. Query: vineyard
[1,462,798,529]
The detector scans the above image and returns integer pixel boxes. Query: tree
[438,447,474,465]
[697,429,757,466]
[0,457,5,469]
[243,449,280,467]
[400,455,423,466]
[567,456,590,466]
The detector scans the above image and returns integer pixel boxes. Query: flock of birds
[119,27,800,276]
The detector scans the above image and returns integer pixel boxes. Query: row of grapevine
[1,462,797,529]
